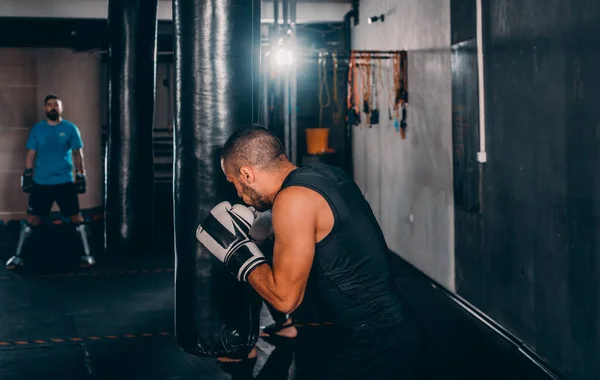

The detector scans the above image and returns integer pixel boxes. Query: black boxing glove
[21,168,35,193]
[74,173,86,194]
[196,201,267,282]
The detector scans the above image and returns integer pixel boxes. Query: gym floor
[0,221,560,380]
[0,222,333,380]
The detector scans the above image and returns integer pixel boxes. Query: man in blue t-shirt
[5,95,95,270]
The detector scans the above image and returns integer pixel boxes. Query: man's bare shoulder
[273,186,323,212]
[273,185,333,242]
[273,186,321,220]
[272,185,329,226]
[271,186,319,243]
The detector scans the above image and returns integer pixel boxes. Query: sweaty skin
[217,169,332,362]
[247,186,334,314]
[223,157,334,310]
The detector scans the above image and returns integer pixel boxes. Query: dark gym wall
[454,1,600,379]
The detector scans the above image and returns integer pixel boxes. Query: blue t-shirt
[26,120,84,185]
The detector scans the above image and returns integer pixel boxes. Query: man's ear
[220,158,227,175]
[239,166,255,183]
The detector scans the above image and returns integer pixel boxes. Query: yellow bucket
[305,128,330,155]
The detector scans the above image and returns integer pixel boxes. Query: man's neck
[267,163,298,204]
[46,118,62,126]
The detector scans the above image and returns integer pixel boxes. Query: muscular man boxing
[5,94,95,270]
[197,125,423,379]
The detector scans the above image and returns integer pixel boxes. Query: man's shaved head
[221,124,288,175]
[221,125,295,211]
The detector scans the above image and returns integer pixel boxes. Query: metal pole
[273,0,279,25]
[262,44,270,129]
[284,70,290,157]
[282,0,289,26]
[282,0,290,157]
[290,0,297,164]
[270,0,279,133]
[290,0,296,25]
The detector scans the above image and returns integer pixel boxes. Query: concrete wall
[352,0,454,289]
[0,48,104,221]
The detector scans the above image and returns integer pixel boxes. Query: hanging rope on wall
[361,54,372,128]
[392,50,409,139]
[347,53,361,126]
[332,53,342,125]
[346,50,409,137]
[370,59,383,126]
[318,53,331,129]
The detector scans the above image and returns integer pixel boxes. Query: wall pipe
[342,8,357,177]
[476,0,487,164]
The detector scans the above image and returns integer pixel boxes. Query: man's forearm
[25,151,35,170]
[73,150,85,173]
[248,264,302,314]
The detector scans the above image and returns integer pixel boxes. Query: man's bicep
[70,127,84,149]
[25,129,37,150]
[272,222,315,277]
[271,190,317,289]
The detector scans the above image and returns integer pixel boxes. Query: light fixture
[368,14,385,24]
[285,50,293,65]
[275,49,286,66]
[274,49,294,66]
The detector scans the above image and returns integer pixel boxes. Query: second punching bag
[106,0,158,256]
[173,0,263,359]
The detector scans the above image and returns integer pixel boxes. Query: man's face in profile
[237,180,271,212]
[222,159,272,212]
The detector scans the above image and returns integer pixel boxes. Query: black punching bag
[173,0,263,358]
[106,0,158,255]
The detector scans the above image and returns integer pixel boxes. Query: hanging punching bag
[173,0,263,359]
[106,0,158,255]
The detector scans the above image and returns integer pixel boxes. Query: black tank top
[279,163,404,330]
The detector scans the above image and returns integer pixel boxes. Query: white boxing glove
[196,201,267,282]
[248,209,274,245]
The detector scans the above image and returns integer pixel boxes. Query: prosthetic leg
[75,223,95,267]
[219,356,258,380]
[5,221,34,270]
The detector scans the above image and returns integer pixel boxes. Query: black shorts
[315,318,425,380]
[27,182,80,217]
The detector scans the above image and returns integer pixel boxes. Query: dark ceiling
[0,17,346,60]
[0,0,357,52]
